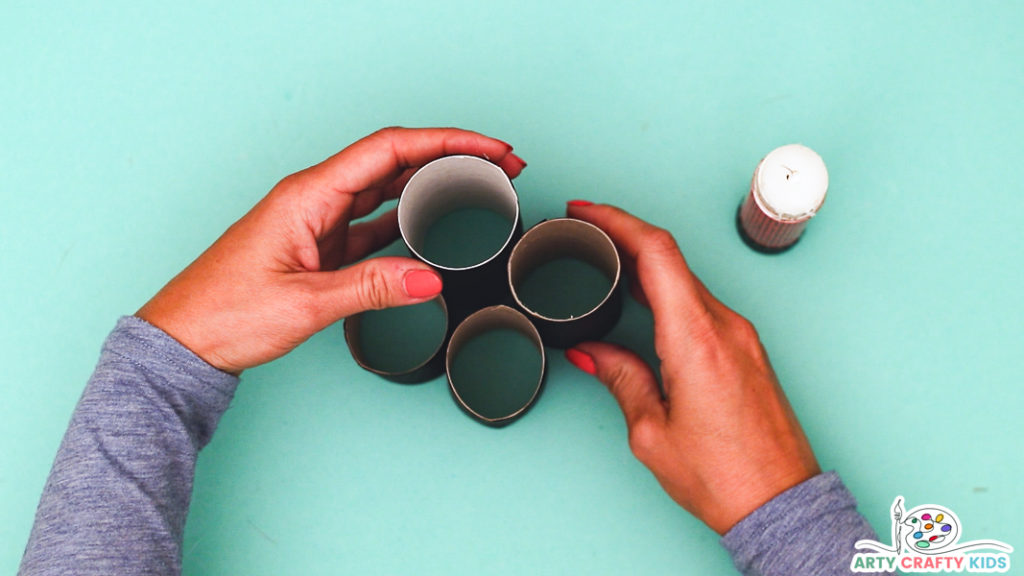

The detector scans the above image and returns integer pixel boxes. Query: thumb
[565,342,667,434]
[312,256,443,324]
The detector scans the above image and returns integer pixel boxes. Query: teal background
[2,1,1022,574]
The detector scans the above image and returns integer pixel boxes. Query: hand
[563,202,820,535]
[137,127,526,374]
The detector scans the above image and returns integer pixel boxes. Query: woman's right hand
[564,202,821,535]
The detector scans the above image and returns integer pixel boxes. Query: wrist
[136,297,241,376]
[713,462,822,534]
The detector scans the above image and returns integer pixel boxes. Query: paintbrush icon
[894,497,903,555]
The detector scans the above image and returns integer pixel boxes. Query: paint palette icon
[855,496,1013,561]
[904,506,959,552]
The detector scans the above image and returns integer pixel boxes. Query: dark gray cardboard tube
[446,305,546,427]
[397,155,523,319]
[343,296,449,384]
[508,218,623,349]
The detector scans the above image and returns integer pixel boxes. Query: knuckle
[645,227,679,255]
[371,126,403,141]
[604,363,634,396]
[628,417,662,462]
[356,263,393,310]
[276,171,301,189]
[269,172,313,207]
[722,312,765,357]
[732,315,760,344]
[274,171,307,195]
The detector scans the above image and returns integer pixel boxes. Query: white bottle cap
[753,144,829,222]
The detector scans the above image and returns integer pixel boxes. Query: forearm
[19,316,239,576]
[721,471,891,576]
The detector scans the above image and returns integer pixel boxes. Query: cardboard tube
[508,218,622,348]
[344,296,449,384]
[446,305,546,427]
[398,155,523,315]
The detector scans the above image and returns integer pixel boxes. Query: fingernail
[403,269,443,299]
[567,200,593,207]
[565,348,596,375]
[510,153,527,168]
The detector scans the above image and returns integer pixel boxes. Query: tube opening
[446,305,546,426]
[399,156,520,271]
[509,218,620,322]
[344,296,449,383]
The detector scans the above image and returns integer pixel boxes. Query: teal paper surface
[2,2,1021,574]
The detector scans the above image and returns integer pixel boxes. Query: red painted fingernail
[510,153,527,168]
[567,200,593,207]
[565,349,597,375]
[403,269,443,299]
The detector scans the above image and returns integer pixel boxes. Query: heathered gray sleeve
[721,471,891,576]
[19,316,239,576]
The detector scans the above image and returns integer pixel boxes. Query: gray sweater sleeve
[721,471,890,576]
[19,316,239,576]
